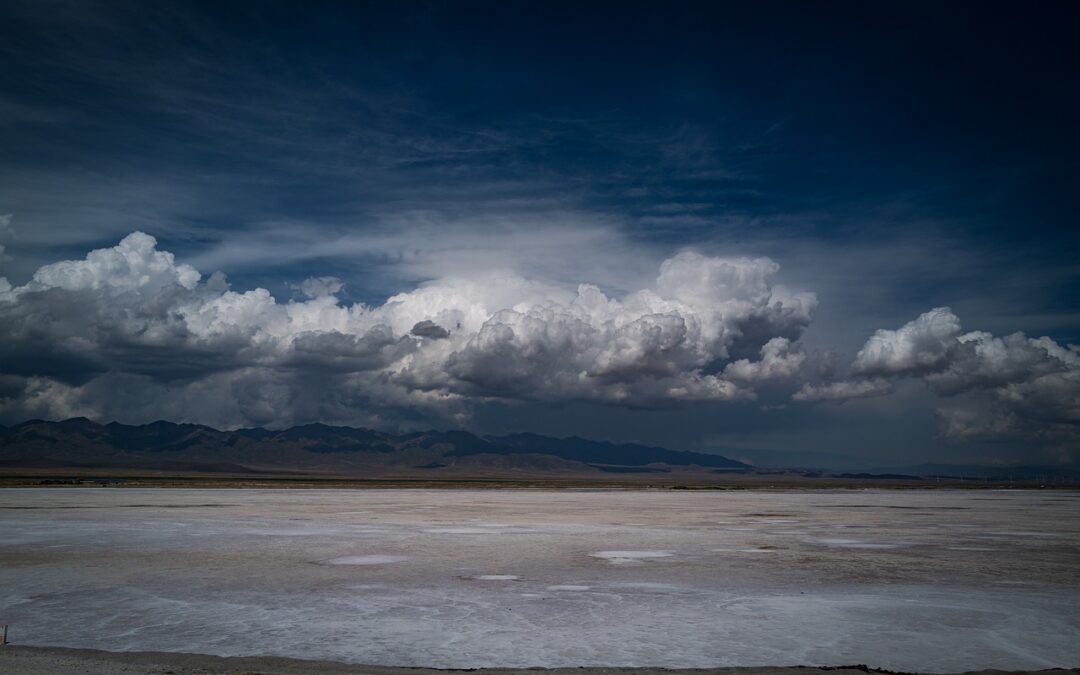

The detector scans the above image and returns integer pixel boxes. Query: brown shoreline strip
[0,646,1077,675]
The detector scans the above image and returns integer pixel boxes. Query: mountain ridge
[0,418,749,476]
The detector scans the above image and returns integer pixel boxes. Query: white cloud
[723,337,806,382]
[25,231,200,294]
[851,307,961,376]
[926,331,1077,395]
[9,232,1071,444]
[995,369,1080,428]
[295,276,344,299]
[0,232,815,426]
[804,307,1080,443]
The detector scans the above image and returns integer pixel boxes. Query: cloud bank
[0,233,815,428]
[2,233,1076,453]
[800,307,1080,445]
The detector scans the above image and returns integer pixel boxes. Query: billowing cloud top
[0,233,815,428]
[797,307,1080,445]
[852,307,962,376]
[2,233,1076,453]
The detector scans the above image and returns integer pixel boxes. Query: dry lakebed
[1,487,1078,673]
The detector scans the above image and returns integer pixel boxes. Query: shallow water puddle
[590,550,673,564]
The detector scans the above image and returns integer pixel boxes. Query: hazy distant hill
[862,462,1080,480]
[484,432,747,469]
[0,418,749,476]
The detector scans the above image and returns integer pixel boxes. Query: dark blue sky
[1,1,1077,467]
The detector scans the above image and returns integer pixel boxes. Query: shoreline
[1,646,1077,675]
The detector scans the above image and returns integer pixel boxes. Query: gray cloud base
[0,233,814,428]
[1,234,1076,452]
[799,307,1080,446]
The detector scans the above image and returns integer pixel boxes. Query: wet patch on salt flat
[613,582,680,591]
[987,531,1060,538]
[320,555,409,565]
[590,550,672,564]
[423,527,502,535]
[817,538,900,549]
[422,524,538,535]
[244,526,383,537]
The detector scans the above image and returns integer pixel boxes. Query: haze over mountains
[0,418,750,476]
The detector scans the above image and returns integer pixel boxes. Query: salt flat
[1,488,1078,672]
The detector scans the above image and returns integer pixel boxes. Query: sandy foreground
[0,645,1076,675]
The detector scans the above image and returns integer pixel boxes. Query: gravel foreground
[0,647,1077,675]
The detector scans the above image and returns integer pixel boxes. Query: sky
[0,1,1078,467]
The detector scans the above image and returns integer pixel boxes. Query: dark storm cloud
[286,329,416,373]
[410,321,450,340]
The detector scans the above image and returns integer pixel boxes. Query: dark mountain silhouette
[0,418,749,476]
[482,432,747,468]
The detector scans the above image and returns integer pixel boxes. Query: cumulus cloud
[851,307,961,376]
[723,337,806,382]
[4,232,1074,449]
[0,233,816,427]
[27,231,201,293]
[295,276,344,299]
[926,331,1079,397]
[800,306,1080,443]
[410,320,450,339]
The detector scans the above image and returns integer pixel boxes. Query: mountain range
[0,418,750,477]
